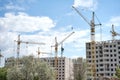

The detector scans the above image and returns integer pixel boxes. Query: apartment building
[40,57,74,80]
[86,40,120,80]
[5,57,74,80]
[5,57,16,68]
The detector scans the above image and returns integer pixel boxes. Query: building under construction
[5,57,74,80]
[86,40,120,80]
[40,57,74,80]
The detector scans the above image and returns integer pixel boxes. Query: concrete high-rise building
[86,40,120,80]
[40,57,74,80]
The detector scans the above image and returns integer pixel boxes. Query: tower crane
[51,31,74,78]
[110,24,120,40]
[36,47,51,58]
[72,6,101,80]
[15,35,45,65]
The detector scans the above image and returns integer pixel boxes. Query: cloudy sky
[0,0,120,67]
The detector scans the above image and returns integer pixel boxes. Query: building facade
[5,57,16,68]
[5,57,74,80]
[40,57,74,80]
[86,40,120,80]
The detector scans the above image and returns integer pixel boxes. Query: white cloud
[0,0,38,11]
[0,12,56,67]
[73,0,98,11]
[0,11,92,66]
[70,55,80,59]
[105,16,120,27]
[5,3,25,11]
[0,28,90,66]
[0,12,56,32]
[103,16,120,40]
[0,32,17,50]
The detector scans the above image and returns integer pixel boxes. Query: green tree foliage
[7,66,23,80]
[74,59,87,80]
[7,56,55,80]
[0,67,7,80]
[115,67,120,79]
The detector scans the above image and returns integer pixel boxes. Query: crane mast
[15,35,45,66]
[17,35,20,60]
[59,32,75,57]
[51,31,74,79]
[91,12,96,80]
[53,31,75,58]
[72,6,101,80]
[52,31,75,58]
[110,24,120,40]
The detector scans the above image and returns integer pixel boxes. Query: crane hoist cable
[94,13,102,41]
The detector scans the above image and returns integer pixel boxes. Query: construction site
[0,1,120,80]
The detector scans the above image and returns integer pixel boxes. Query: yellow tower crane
[51,31,74,79]
[15,35,45,65]
[72,6,101,80]
[110,24,120,40]
[36,47,51,59]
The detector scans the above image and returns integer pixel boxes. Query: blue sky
[0,0,120,67]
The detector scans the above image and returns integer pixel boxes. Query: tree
[7,66,24,80]
[115,67,120,79]
[7,55,55,80]
[0,67,7,80]
[73,58,87,80]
